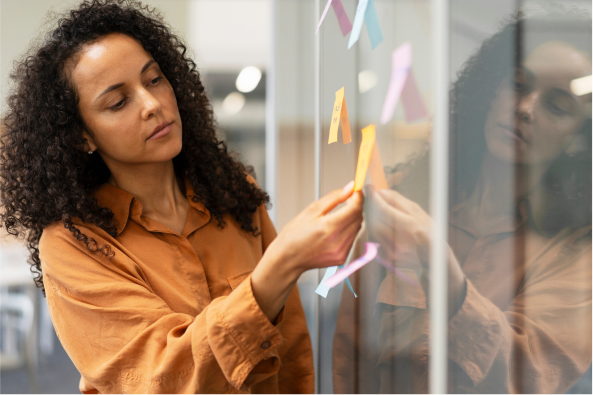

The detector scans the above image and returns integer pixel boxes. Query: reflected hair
[392,11,592,236]
[0,0,269,293]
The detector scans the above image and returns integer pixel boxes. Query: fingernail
[342,181,354,193]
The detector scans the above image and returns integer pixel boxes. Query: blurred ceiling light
[358,70,377,93]
[222,92,245,115]
[570,75,592,96]
[236,66,262,93]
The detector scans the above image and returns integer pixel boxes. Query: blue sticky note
[348,0,369,49]
[315,266,338,298]
[364,0,383,49]
[315,265,358,298]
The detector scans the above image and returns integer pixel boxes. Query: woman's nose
[140,89,162,119]
[515,92,537,124]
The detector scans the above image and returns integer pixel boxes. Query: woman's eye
[545,100,569,116]
[109,98,127,111]
[513,80,526,92]
[149,76,163,85]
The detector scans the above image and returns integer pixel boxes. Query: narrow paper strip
[324,243,379,289]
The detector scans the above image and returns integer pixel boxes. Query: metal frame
[430,0,450,393]
[313,1,322,392]
[265,0,278,223]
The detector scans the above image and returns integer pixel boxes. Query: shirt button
[261,341,271,349]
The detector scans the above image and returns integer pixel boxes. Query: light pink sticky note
[401,70,428,122]
[375,255,420,285]
[315,0,333,35]
[331,0,353,36]
[323,242,379,289]
[380,42,413,125]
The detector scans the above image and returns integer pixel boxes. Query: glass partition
[274,0,592,393]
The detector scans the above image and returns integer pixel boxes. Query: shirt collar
[93,178,210,236]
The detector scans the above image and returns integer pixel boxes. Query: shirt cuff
[206,273,286,390]
[447,279,504,386]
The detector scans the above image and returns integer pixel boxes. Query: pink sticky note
[401,70,428,122]
[374,255,420,285]
[331,0,353,36]
[323,243,379,289]
[380,42,413,125]
[315,0,333,35]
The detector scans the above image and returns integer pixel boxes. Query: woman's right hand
[252,181,363,322]
[269,181,364,273]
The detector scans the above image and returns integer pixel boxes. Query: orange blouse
[40,180,314,394]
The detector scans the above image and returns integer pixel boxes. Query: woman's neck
[107,161,188,220]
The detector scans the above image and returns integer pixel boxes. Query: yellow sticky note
[354,124,376,191]
[328,87,352,144]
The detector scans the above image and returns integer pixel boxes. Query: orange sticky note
[328,87,352,144]
[354,124,388,191]
[369,142,388,190]
[354,124,376,191]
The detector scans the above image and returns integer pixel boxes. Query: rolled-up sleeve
[41,224,287,394]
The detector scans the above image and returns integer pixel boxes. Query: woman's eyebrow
[94,59,156,102]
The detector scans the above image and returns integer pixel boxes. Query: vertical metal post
[314,0,322,392]
[430,0,450,393]
[265,0,278,223]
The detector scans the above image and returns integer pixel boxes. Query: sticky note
[363,0,383,49]
[401,70,429,122]
[381,43,429,125]
[315,266,338,297]
[354,124,376,191]
[316,0,353,37]
[381,42,412,124]
[328,87,352,145]
[348,0,383,50]
[315,265,357,298]
[315,0,333,35]
[369,142,388,190]
[331,0,353,36]
[374,255,420,285]
[323,243,379,289]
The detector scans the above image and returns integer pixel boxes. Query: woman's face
[483,41,591,165]
[70,33,182,169]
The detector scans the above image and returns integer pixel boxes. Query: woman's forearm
[251,247,302,323]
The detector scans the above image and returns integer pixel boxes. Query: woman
[0,1,363,393]
[333,12,592,393]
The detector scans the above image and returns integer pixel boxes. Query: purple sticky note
[315,0,333,35]
[323,242,379,289]
[401,70,428,122]
[331,0,353,36]
[380,42,413,125]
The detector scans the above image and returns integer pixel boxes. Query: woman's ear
[81,130,97,154]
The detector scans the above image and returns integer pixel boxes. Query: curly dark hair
[391,11,592,236]
[1,0,270,292]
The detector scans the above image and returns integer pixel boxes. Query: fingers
[313,181,355,216]
[376,188,416,214]
[327,190,364,228]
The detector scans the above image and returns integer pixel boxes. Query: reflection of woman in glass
[334,13,591,393]
[0,1,363,393]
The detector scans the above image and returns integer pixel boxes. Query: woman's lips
[498,123,527,144]
[147,122,173,140]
